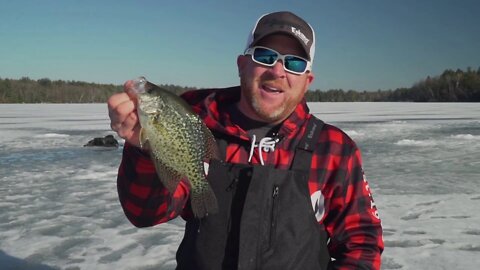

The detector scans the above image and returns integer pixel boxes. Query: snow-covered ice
[1,102,479,269]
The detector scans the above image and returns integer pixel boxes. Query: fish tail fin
[190,185,218,219]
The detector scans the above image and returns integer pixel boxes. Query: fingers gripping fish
[126,77,219,218]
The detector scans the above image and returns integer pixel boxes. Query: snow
[1,102,479,269]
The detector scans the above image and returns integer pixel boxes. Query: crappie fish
[127,77,218,218]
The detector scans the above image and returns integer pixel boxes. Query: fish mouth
[125,77,148,96]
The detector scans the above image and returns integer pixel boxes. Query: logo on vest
[310,190,325,222]
[363,171,380,220]
[203,161,210,177]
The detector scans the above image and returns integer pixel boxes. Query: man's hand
[107,81,141,148]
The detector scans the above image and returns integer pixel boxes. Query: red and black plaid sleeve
[116,143,191,227]
[314,125,383,270]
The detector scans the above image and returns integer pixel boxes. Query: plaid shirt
[117,86,384,269]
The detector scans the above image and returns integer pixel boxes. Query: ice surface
[1,103,479,269]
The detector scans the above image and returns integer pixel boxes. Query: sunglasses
[244,46,311,75]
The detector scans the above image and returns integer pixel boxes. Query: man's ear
[304,72,315,94]
[237,55,247,77]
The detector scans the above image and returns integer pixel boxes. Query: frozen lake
[1,102,479,269]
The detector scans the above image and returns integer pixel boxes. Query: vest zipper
[269,185,280,248]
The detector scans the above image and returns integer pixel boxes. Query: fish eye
[145,82,157,94]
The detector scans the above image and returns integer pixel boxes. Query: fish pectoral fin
[152,158,183,194]
[139,128,149,150]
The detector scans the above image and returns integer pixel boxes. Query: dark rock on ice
[84,135,119,148]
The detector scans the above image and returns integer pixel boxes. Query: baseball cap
[245,11,315,63]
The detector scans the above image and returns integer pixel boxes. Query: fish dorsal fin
[202,124,220,161]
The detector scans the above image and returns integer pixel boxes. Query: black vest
[176,117,330,270]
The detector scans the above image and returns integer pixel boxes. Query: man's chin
[252,105,286,124]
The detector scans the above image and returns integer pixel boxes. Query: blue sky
[1,0,479,91]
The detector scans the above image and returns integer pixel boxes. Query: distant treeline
[0,77,194,103]
[306,67,480,102]
[1,67,479,103]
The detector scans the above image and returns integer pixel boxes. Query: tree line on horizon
[305,67,480,102]
[0,77,194,103]
[1,67,479,103]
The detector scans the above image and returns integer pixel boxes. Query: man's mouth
[262,85,283,93]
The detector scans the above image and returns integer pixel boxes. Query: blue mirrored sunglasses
[244,46,311,75]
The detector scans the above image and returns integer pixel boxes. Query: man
[108,11,383,270]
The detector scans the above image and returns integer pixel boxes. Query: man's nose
[270,60,286,78]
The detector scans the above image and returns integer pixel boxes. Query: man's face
[237,34,314,124]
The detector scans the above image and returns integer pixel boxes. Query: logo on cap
[291,26,310,45]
